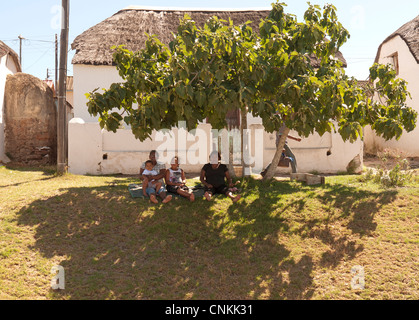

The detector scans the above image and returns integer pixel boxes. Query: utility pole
[57,0,69,174]
[18,34,24,67]
[55,34,58,94]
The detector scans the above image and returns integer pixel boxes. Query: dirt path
[363,155,419,170]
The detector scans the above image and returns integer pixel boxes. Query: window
[388,52,399,75]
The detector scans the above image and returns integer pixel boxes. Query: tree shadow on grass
[313,184,397,268]
[15,181,286,300]
[220,178,398,294]
[15,177,398,300]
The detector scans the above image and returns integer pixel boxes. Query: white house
[0,40,21,163]
[364,15,419,157]
[69,6,363,176]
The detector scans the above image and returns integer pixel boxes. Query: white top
[141,161,166,183]
[143,169,158,179]
[168,168,183,184]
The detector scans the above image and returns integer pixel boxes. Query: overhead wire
[24,42,56,71]
[1,36,72,77]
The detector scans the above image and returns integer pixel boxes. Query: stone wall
[4,73,57,165]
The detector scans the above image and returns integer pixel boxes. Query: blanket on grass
[128,184,206,199]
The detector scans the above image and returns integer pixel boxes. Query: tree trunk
[262,127,290,182]
[227,135,236,178]
[241,106,249,177]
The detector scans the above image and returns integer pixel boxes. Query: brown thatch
[0,40,22,72]
[375,15,419,64]
[357,80,370,89]
[308,50,347,68]
[71,7,347,67]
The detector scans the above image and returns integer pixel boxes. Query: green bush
[361,151,415,188]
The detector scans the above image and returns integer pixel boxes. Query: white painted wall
[68,118,214,175]
[0,54,20,163]
[264,128,363,174]
[69,117,363,175]
[364,35,419,156]
[73,64,122,122]
[70,64,363,175]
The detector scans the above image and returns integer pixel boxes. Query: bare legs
[176,188,195,202]
[204,191,241,203]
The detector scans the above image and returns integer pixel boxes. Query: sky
[1,0,419,82]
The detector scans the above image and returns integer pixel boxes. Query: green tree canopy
[86,1,417,180]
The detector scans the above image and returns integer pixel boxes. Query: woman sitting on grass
[141,160,162,203]
[200,151,241,203]
[165,156,195,202]
[140,150,172,204]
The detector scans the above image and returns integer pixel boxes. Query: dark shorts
[167,185,190,194]
[205,184,229,195]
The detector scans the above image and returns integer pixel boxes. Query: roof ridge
[119,6,271,12]
[375,14,419,64]
[0,40,22,72]
[71,9,346,67]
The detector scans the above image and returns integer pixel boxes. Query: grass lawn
[0,164,418,300]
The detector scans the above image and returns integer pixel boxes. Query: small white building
[0,40,21,163]
[364,15,419,156]
[69,6,363,176]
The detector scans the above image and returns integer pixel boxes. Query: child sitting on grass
[142,160,163,204]
[165,156,195,202]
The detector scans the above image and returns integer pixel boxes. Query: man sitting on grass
[200,151,241,203]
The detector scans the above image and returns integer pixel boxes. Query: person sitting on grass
[165,156,195,202]
[141,160,163,203]
[200,151,241,203]
[140,150,172,204]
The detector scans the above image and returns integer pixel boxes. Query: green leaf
[215,69,225,82]
[84,3,416,148]
[175,83,187,99]
[195,91,206,107]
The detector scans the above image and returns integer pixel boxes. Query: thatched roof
[375,15,419,64]
[357,80,370,89]
[0,40,22,72]
[71,7,347,67]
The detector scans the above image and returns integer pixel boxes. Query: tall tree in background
[86,2,417,181]
[87,13,262,176]
[254,3,417,180]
